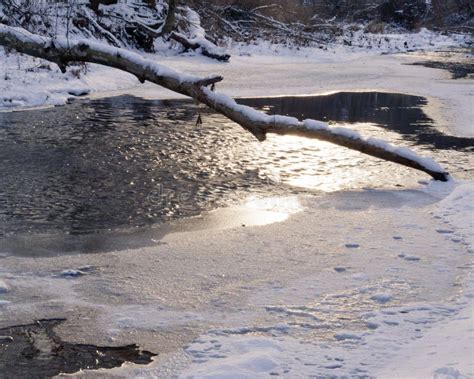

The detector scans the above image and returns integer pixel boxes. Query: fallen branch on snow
[0,24,449,181]
[170,32,230,62]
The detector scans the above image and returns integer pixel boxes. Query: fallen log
[0,24,449,181]
[170,32,231,62]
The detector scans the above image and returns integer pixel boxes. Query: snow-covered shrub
[0,0,168,51]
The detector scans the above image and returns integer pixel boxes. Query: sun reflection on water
[257,125,379,192]
[2,93,472,238]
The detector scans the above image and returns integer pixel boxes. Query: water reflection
[239,92,474,150]
[0,92,472,240]
[0,96,269,238]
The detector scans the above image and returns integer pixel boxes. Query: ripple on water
[0,92,472,239]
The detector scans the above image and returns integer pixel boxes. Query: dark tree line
[0,0,471,59]
[189,0,472,28]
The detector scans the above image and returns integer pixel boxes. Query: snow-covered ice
[0,181,471,378]
[174,182,474,378]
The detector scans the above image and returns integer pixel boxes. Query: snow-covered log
[0,24,449,181]
[170,32,231,62]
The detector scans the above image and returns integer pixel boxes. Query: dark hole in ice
[409,60,474,79]
[0,319,156,378]
[0,92,472,255]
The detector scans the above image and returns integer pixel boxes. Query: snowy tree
[0,0,230,59]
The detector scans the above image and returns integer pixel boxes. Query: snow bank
[376,280,474,378]
[430,181,474,253]
[180,299,471,378]
[179,7,230,60]
[176,181,474,378]
[228,27,471,59]
[0,44,139,109]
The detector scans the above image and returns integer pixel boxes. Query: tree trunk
[161,0,177,36]
[0,24,449,181]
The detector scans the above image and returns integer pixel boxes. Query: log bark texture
[0,24,449,181]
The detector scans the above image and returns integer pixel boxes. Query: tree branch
[0,24,449,181]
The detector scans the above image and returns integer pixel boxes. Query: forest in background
[0,0,472,55]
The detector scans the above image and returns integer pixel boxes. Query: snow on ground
[376,279,474,378]
[176,181,474,378]
[0,50,139,109]
[432,182,474,254]
[228,27,469,58]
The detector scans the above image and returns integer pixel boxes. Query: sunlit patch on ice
[176,195,303,231]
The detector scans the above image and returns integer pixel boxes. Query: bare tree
[161,0,177,35]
